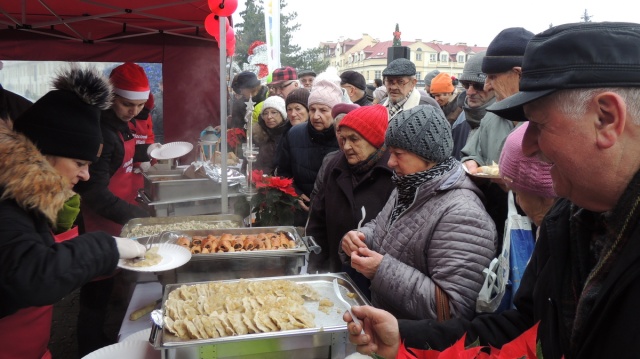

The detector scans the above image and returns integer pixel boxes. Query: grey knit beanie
[423,69,440,89]
[459,51,487,84]
[385,105,453,163]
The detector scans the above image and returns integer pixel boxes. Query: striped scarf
[389,157,456,225]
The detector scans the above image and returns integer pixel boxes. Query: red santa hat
[109,62,150,100]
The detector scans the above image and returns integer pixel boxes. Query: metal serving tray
[143,170,240,202]
[152,273,369,359]
[153,226,321,284]
[136,189,245,217]
[120,214,243,238]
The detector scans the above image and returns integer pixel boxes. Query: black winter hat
[14,66,112,163]
[285,88,310,111]
[340,70,367,91]
[488,22,640,121]
[482,27,534,74]
[236,71,261,89]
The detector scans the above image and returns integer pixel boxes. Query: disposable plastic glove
[147,143,162,156]
[139,161,152,172]
[114,237,147,259]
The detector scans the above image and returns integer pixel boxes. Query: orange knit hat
[429,72,454,94]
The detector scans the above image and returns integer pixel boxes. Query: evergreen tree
[233,0,327,73]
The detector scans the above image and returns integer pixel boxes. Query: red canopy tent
[0,0,228,144]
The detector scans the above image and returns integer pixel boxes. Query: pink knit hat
[499,123,556,198]
[308,79,343,109]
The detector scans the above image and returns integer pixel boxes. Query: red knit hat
[109,62,150,100]
[430,72,454,94]
[338,104,388,148]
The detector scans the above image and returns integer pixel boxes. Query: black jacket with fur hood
[0,124,119,318]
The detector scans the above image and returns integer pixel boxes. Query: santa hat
[109,62,150,100]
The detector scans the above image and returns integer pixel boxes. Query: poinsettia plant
[226,127,246,149]
[392,322,542,359]
[250,170,301,226]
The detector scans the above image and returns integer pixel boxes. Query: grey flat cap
[382,58,416,77]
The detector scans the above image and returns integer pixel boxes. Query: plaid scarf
[389,157,457,225]
[563,170,640,353]
[387,92,411,120]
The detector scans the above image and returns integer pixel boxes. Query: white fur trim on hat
[112,88,150,100]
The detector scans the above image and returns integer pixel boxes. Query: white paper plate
[150,141,193,160]
[123,328,152,342]
[462,162,501,179]
[118,243,191,272]
[82,340,159,359]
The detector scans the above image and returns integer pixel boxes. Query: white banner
[264,0,281,71]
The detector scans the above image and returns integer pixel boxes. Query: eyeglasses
[384,78,411,87]
[273,81,295,91]
[460,81,485,91]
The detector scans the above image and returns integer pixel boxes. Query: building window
[416,72,421,80]
[440,54,448,63]
[375,70,381,79]
[430,53,437,62]
[416,53,422,61]
[457,54,465,63]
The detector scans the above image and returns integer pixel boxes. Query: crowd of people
[3,20,640,359]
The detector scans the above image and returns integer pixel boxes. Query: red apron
[0,229,79,359]
[129,118,150,192]
[83,132,137,236]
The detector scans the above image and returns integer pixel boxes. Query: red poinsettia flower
[396,322,542,359]
[248,169,301,226]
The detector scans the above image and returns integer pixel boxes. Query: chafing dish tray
[150,227,320,283]
[143,169,240,202]
[120,214,243,239]
[152,273,369,350]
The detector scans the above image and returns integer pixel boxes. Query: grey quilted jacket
[341,163,497,320]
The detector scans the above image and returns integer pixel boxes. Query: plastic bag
[477,191,534,313]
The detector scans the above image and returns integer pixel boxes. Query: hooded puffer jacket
[341,163,497,320]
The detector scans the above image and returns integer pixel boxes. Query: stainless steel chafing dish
[151,273,369,359]
[120,214,243,239]
[151,226,321,285]
[137,169,243,217]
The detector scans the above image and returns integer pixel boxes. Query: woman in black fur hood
[0,65,147,358]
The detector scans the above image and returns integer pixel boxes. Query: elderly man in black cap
[297,69,316,91]
[345,21,640,359]
[340,70,372,106]
[459,27,534,241]
[381,58,439,120]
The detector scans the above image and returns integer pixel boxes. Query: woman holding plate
[0,66,146,359]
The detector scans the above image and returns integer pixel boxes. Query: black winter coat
[306,150,394,273]
[0,125,119,318]
[74,110,150,225]
[399,197,640,359]
[275,121,339,197]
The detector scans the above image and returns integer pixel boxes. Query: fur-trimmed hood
[0,124,73,225]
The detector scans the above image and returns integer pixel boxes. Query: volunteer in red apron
[0,67,146,359]
[73,62,153,356]
[75,62,152,236]
[130,92,161,191]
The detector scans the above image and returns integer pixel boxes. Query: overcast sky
[233,0,640,49]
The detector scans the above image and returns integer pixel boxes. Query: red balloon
[206,14,233,41]
[208,0,238,17]
[204,13,220,38]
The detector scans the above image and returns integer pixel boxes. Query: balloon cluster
[204,0,238,56]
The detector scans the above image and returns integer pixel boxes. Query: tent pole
[219,16,228,213]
